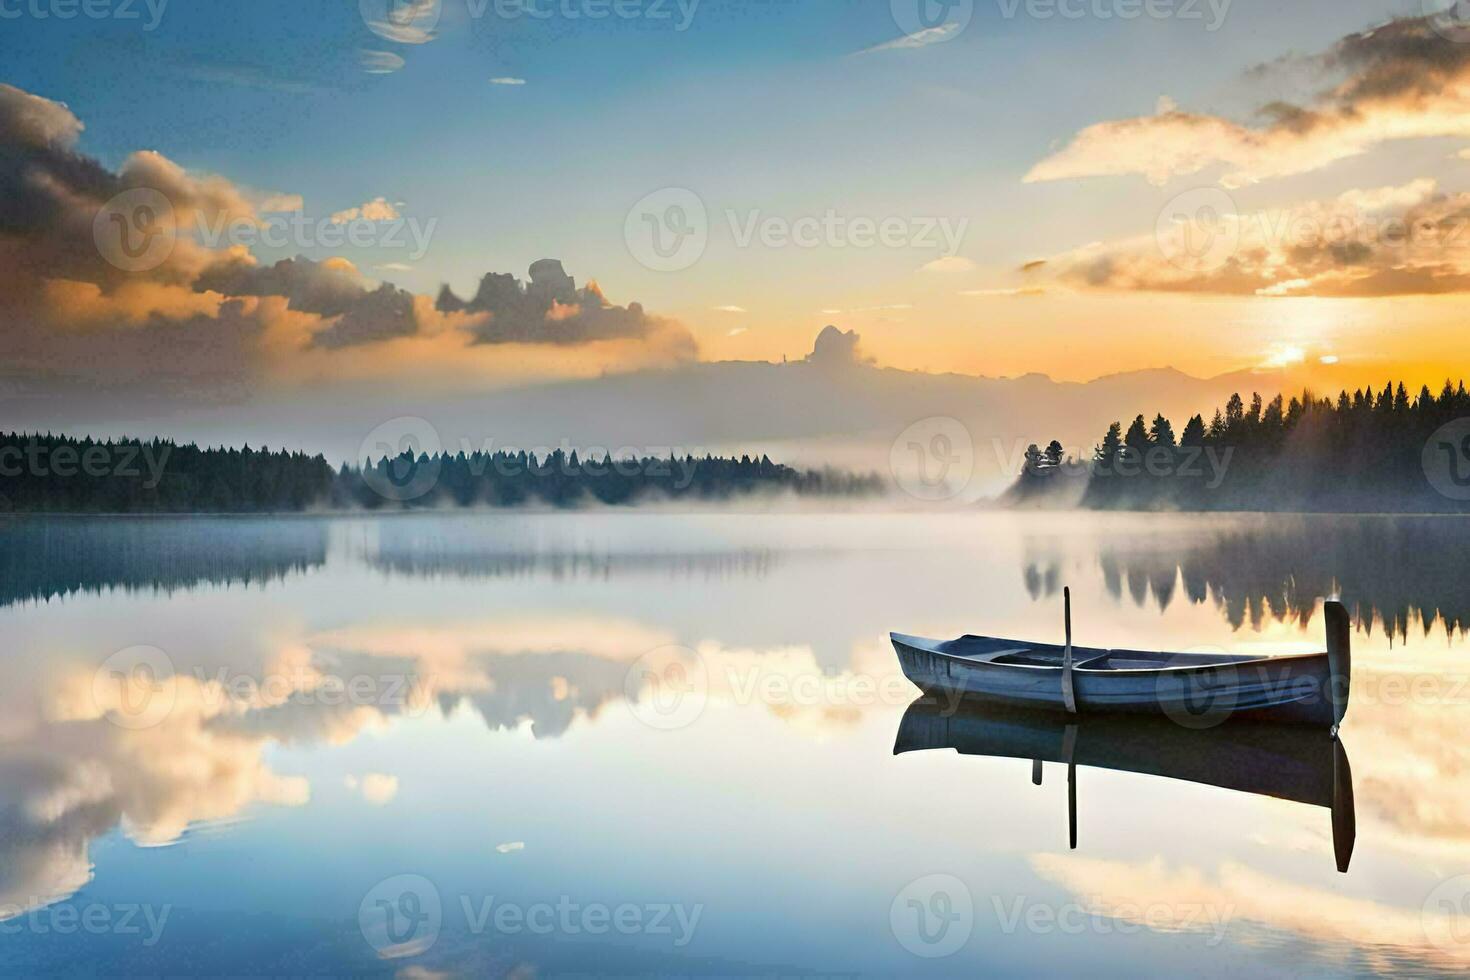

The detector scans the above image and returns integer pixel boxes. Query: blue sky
[6,0,1468,383]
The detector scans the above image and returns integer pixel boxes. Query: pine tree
[1149,414,1177,448]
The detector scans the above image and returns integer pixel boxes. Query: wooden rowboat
[894,698,1356,872]
[891,592,1351,731]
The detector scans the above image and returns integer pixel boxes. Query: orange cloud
[1027,18,1470,188]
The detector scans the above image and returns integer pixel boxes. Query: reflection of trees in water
[1025,517,1470,641]
[367,546,780,582]
[0,517,327,608]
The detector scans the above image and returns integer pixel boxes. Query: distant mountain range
[3,327,1281,497]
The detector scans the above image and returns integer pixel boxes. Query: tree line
[0,432,883,513]
[1012,379,1470,512]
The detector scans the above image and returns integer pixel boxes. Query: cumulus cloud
[436,258,696,353]
[0,83,696,396]
[196,255,422,347]
[805,324,870,369]
[1026,16,1470,187]
[1034,179,1470,297]
[329,197,401,224]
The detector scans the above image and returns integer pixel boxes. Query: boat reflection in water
[894,698,1356,873]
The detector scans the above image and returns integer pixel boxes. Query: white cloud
[330,196,402,224]
[857,23,960,54]
[248,190,304,213]
[495,841,525,853]
[727,327,747,337]
[712,305,747,313]
[820,304,913,314]
[959,287,1044,297]
[921,256,976,273]
[489,77,527,86]
[1026,17,1470,188]
[359,50,405,74]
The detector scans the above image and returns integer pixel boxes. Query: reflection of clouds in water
[1032,853,1470,973]
[0,611,900,916]
[1342,643,1470,857]
[0,712,310,916]
[1015,635,1470,971]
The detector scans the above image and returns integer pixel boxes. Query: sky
[4,0,1470,422]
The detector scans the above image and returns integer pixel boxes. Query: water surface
[2,511,1467,977]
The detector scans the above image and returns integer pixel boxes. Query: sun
[1260,343,1307,369]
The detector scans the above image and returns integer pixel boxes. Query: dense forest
[1010,380,1470,512]
[0,432,883,513]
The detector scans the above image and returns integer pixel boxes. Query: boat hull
[892,635,1338,728]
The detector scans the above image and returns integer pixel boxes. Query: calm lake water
[2,510,1468,977]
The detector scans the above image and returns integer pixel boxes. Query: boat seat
[990,650,1062,667]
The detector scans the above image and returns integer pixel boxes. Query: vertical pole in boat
[1062,587,1077,715]
[1031,759,1043,786]
[1062,723,1078,850]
